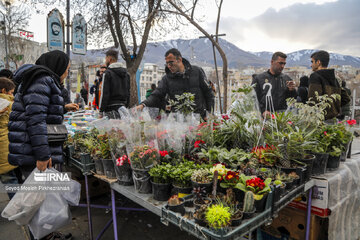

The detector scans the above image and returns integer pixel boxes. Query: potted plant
[97,133,116,179]
[191,168,213,194]
[272,180,286,202]
[242,191,256,219]
[170,160,196,197]
[205,203,231,231]
[215,189,242,226]
[219,170,243,202]
[115,154,133,186]
[167,195,185,215]
[192,187,212,210]
[193,205,208,227]
[129,145,159,194]
[149,163,173,201]
[168,92,196,116]
[235,174,271,212]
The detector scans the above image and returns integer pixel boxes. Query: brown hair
[0,77,15,92]
[272,51,287,61]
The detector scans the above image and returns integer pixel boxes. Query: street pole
[199,33,226,114]
[1,14,9,68]
[66,0,71,93]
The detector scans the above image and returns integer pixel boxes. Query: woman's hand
[65,103,79,112]
[37,158,52,171]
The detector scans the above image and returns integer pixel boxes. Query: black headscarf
[17,51,69,94]
[35,50,70,78]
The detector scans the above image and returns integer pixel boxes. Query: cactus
[243,191,254,212]
[168,195,182,206]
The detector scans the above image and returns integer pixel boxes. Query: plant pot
[231,213,243,227]
[102,159,116,179]
[167,198,185,215]
[280,166,303,185]
[254,193,268,212]
[194,216,207,227]
[284,179,293,190]
[173,185,192,198]
[298,154,315,181]
[94,159,104,175]
[132,168,152,194]
[340,151,347,162]
[151,181,171,201]
[326,155,341,170]
[193,198,212,210]
[191,180,213,194]
[273,184,286,203]
[312,153,329,175]
[114,163,133,186]
[242,207,256,219]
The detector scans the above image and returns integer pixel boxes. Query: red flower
[246,177,265,191]
[194,140,205,148]
[271,114,275,119]
[324,131,327,136]
[287,121,293,125]
[346,119,357,125]
[222,115,230,120]
[159,150,169,157]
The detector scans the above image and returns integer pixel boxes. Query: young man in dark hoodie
[99,49,130,118]
[308,50,341,120]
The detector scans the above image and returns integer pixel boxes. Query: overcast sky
[27,0,359,56]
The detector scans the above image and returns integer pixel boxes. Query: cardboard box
[288,177,330,217]
[262,207,327,240]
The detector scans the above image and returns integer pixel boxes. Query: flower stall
[63,89,359,240]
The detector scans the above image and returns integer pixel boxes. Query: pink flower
[324,131,327,136]
[287,121,293,125]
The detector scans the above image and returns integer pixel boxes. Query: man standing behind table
[308,50,349,120]
[99,50,130,119]
[252,52,297,118]
[136,48,214,119]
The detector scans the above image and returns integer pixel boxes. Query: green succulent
[205,204,231,229]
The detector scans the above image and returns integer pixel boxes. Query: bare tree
[0,1,31,65]
[165,0,229,112]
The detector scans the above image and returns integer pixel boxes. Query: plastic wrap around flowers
[128,145,159,169]
[116,155,130,167]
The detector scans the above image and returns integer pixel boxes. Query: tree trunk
[128,67,139,107]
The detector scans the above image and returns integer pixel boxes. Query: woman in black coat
[8,51,78,174]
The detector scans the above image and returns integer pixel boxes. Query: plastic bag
[28,192,71,239]
[1,168,46,225]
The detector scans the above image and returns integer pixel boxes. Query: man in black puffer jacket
[99,49,130,119]
[8,51,78,174]
[137,48,214,118]
[252,52,297,118]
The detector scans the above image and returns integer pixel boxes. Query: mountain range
[76,38,360,68]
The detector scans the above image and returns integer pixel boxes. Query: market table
[110,180,315,240]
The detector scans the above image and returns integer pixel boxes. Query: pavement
[1,137,359,240]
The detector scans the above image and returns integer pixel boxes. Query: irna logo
[34,172,71,182]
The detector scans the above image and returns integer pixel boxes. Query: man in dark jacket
[252,51,297,118]
[297,76,309,104]
[99,50,130,118]
[80,84,88,105]
[308,50,342,120]
[137,48,214,118]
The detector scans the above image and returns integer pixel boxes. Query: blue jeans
[0,169,19,199]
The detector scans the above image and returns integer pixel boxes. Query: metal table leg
[305,187,312,240]
[85,174,94,240]
[111,188,118,240]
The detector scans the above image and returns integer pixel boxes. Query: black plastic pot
[340,151,347,162]
[298,155,315,181]
[167,199,185,215]
[254,193,268,212]
[312,153,329,175]
[173,185,192,198]
[327,155,341,170]
[151,181,171,201]
[280,165,304,185]
[94,159,104,175]
[102,159,116,179]
[284,179,293,190]
[273,184,286,203]
[242,207,256,219]
[191,180,213,194]
[231,214,243,227]
[114,163,133,186]
[194,216,207,227]
[132,168,152,194]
